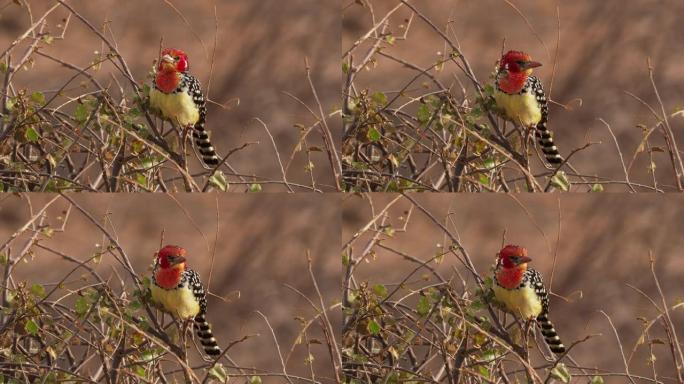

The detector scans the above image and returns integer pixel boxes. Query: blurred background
[343,0,684,191]
[0,193,340,381]
[0,0,339,189]
[344,193,684,382]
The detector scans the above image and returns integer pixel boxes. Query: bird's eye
[174,56,180,61]
[516,60,525,65]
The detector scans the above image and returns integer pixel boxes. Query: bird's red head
[157,48,189,73]
[155,245,187,289]
[157,245,187,270]
[495,245,532,289]
[497,244,532,269]
[496,51,541,94]
[499,50,541,74]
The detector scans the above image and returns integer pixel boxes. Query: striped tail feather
[193,108,221,166]
[535,109,563,165]
[531,75,563,166]
[537,311,566,354]
[194,312,221,356]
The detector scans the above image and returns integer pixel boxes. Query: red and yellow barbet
[492,245,566,354]
[150,245,221,357]
[494,51,563,165]
[149,48,221,166]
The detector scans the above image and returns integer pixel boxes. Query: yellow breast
[150,283,200,319]
[493,89,542,127]
[492,283,542,319]
[149,87,199,127]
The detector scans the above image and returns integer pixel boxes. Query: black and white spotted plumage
[152,72,221,166]
[184,268,221,356]
[494,74,564,165]
[494,267,566,355]
[525,76,563,165]
[524,269,565,354]
[152,267,222,357]
[182,74,221,166]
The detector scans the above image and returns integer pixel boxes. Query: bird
[149,48,221,166]
[150,245,221,357]
[493,50,563,165]
[492,244,566,355]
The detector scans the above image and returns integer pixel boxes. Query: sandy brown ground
[344,194,684,383]
[343,0,684,191]
[0,193,341,382]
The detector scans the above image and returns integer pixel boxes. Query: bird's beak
[524,61,542,69]
[517,255,532,264]
[160,54,174,64]
[167,255,186,266]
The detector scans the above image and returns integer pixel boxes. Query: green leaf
[417,296,431,317]
[25,127,40,143]
[302,353,314,365]
[74,104,89,123]
[469,299,484,311]
[92,251,102,264]
[417,104,431,124]
[42,372,57,384]
[367,127,381,142]
[249,376,262,384]
[248,183,262,193]
[373,284,388,298]
[483,276,493,288]
[31,284,46,298]
[136,174,147,187]
[134,366,146,377]
[75,296,89,316]
[589,376,605,384]
[128,107,141,117]
[346,289,357,304]
[41,227,54,238]
[549,171,570,191]
[46,154,57,169]
[590,183,604,192]
[208,171,229,192]
[480,350,497,363]
[140,350,157,362]
[383,226,395,237]
[5,290,16,305]
[131,140,145,154]
[31,91,45,105]
[470,106,483,118]
[140,157,155,169]
[342,252,350,267]
[550,363,571,383]
[25,319,39,335]
[128,300,142,311]
[371,92,387,105]
[208,364,228,382]
[367,319,381,335]
[342,62,350,74]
